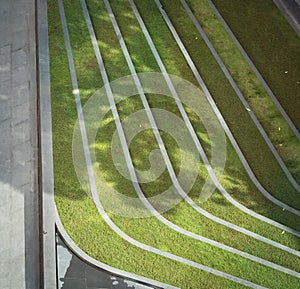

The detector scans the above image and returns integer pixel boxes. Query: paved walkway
[0,0,40,288]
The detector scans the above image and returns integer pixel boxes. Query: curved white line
[127,0,300,256]
[58,1,271,287]
[100,0,300,278]
[154,0,300,193]
[125,0,300,235]
[55,208,180,289]
[192,0,300,192]
[69,0,300,265]
[82,0,300,258]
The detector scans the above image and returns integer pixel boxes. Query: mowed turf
[200,0,300,179]
[49,0,300,288]
[211,0,300,131]
[158,0,300,193]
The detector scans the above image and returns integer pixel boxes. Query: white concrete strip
[58,0,98,207]
[103,0,180,188]
[129,0,300,259]
[206,0,300,140]
[153,0,300,237]
[103,0,300,278]
[59,0,270,287]
[179,0,300,216]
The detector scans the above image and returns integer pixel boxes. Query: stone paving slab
[0,0,40,288]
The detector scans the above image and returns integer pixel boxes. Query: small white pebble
[285,71,288,74]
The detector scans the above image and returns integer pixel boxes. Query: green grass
[133,0,300,223]
[49,0,300,288]
[199,0,300,178]
[211,0,300,131]
[159,0,300,192]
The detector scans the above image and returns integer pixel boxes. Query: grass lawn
[159,0,300,189]
[201,0,300,178]
[49,0,300,288]
[211,0,300,131]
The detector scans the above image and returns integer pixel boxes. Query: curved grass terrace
[49,0,300,288]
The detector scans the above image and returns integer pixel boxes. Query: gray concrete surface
[37,0,57,287]
[0,0,40,288]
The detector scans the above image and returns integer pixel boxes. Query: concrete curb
[37,0,57,288]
